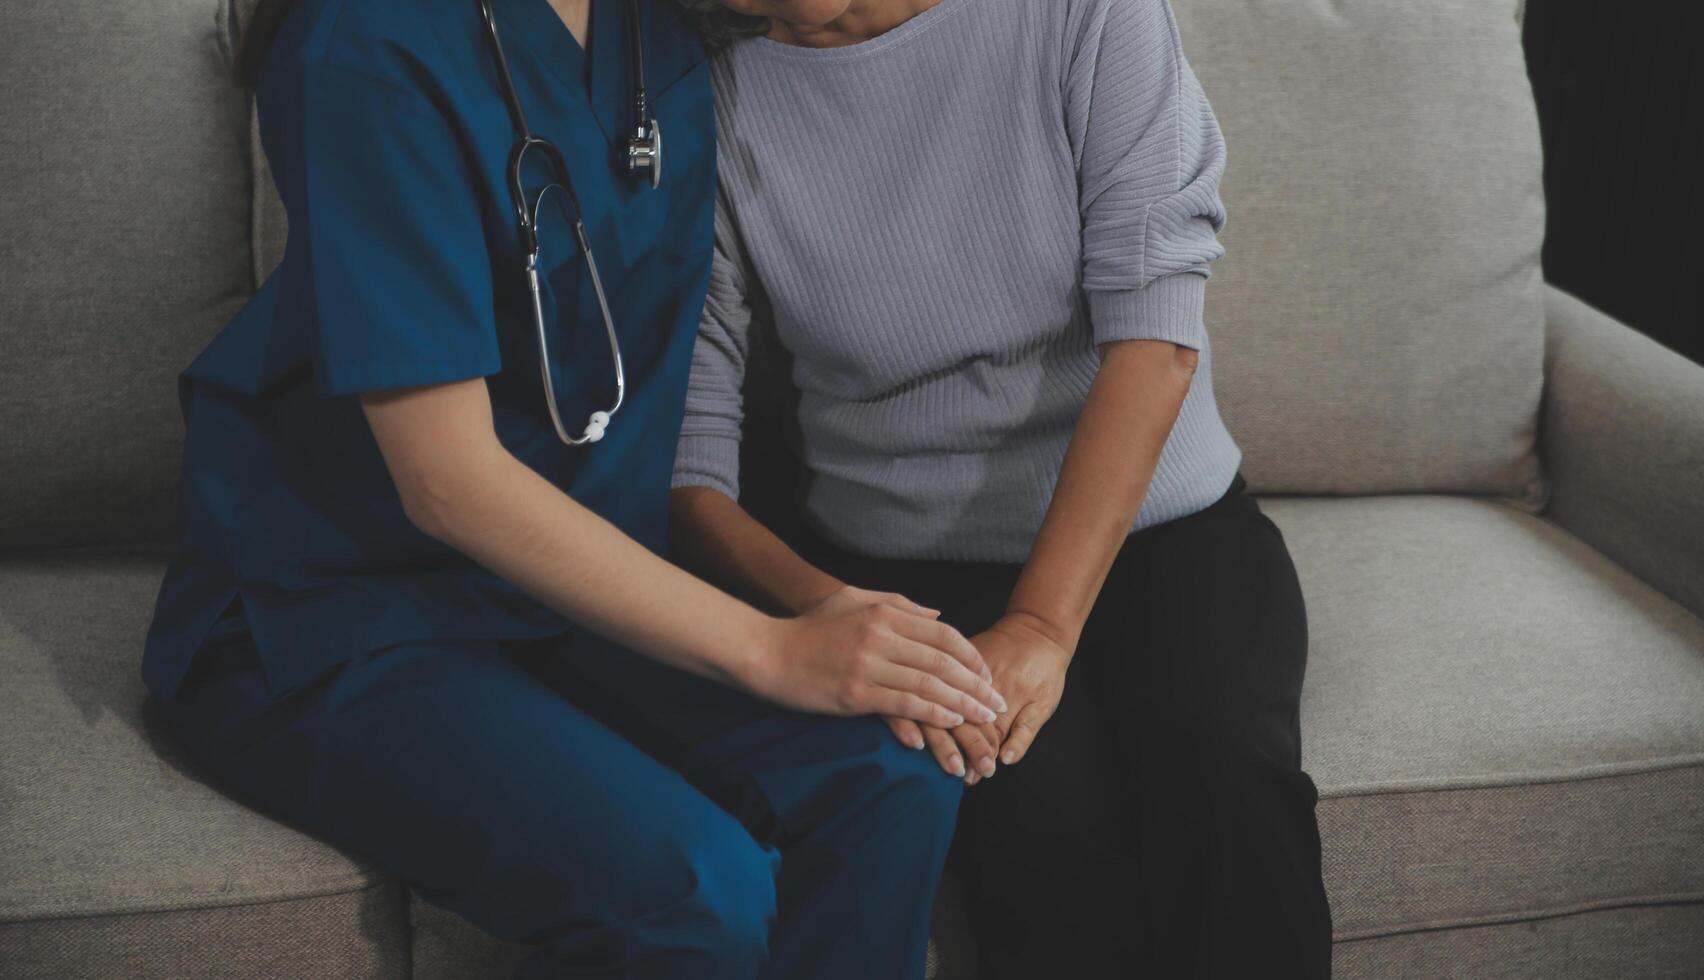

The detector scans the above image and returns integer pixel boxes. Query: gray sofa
[4,0,1702,977]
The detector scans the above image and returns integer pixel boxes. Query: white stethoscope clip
[583,411,610,443]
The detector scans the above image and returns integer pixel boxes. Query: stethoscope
[477,0,661,446]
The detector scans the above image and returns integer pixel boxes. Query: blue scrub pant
[154,617,961,979]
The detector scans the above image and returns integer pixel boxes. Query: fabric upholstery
[0,884,409,980]
[1171,0,1548,507]
[1331,901,1704,980]
[0,0,254,549]
[410,895,529,980]
[250,82,288,286]
[1540,283,1704,621]
[1263,494,1704,939]
[0,552,388,926]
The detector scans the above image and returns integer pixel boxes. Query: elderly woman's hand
[971,615,1072,767]
[886,613,1070,782]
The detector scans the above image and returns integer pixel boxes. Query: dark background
[1523,0,1703,365]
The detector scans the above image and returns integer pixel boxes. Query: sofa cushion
[0,552,404,977]
[1333,901,1704,980]
[1173,0,1547,508]
[0,0,254,549]
[1261,494,1704,942]
[0,885,408,980]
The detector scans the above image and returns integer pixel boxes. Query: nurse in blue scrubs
[142,1,1007,977]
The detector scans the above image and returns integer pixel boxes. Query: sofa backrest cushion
[1173,0,1547,507]
[1,0,255,549]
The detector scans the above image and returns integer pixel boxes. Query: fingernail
[978,706,997,723]
[978,757,996,778]
[950,756,966,777]
[910,736,925,750]
[950,713,966,727]
[1001,749,1018,764]
[993,692,1009,713]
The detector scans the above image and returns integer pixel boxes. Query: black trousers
[796,471,1334,978]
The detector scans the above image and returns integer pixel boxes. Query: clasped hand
[755,586,1008,731]
[785,586,1070,783]
[896,614,1071,783]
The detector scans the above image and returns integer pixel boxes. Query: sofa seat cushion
[1261,495,1704,942]
[0,551,405,978]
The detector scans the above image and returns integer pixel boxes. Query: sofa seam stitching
[1333,891,1704,944]
[0,875,394,927]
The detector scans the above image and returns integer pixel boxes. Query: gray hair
[674,0,770,49]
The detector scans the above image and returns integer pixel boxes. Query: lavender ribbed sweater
[671,0,1242,562]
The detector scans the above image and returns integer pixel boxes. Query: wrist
[722,608,791,691]
[777,570,845,616]
[998,607,1082,657]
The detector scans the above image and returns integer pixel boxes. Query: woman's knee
[517,811,779,977]
[868,725,965,842]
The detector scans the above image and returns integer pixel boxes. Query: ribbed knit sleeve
[1068,0,1229,352]
[671,194,752,500]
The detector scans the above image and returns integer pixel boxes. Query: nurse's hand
[748,590,1007,730]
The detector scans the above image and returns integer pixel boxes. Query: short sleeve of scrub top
[292,65,503,396]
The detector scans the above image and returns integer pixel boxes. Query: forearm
[364,384,779,689]
[423,448,779,686]
[1006,339,1197,650]
[669,486,844,616]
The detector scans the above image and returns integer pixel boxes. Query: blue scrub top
[143,0,715,699]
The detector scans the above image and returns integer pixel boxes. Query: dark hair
[234,0,766,86]
[673,1,769,49]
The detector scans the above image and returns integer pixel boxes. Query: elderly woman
[669,0,1334,975]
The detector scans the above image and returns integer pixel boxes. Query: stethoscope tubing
[526,215,627,447]
[477,0,654,447]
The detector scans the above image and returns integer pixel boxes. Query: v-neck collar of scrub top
[497,0,625,145]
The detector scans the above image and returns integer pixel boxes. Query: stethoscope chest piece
[626,117,662,190]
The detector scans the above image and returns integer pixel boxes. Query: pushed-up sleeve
[671,193,753,500]
[1066,0,1229,352]
[291,64,502,396]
